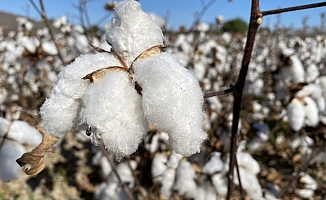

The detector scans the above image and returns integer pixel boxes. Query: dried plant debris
[16,126,59,175]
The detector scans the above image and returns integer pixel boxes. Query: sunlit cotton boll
[106,0,164,67]
[133,53,207,156]
[160,168,176,199]
[286,98,305,131]
[40,53,122,137]
[174,160,197,199]
[151,152,168,183]
[303,96,319,127]
[0,139,25,181]
[81,70,148,158]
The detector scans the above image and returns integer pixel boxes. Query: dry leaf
[16,126,60,175]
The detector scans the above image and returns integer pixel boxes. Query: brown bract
[16,126,60,175]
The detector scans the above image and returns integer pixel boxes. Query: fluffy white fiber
[0,140,25,181]
[40,53,121,137]
[133,53,207,156]
[174,160,197,198]
[286,98,305,131]
[106,0,164,66]
[81,70,148,158]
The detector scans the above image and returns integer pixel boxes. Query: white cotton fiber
[234,168,263,199]
[212,173,228,196]
[303,97,319,127]
[174,161,197,198]
[202,152,224,175]
[0,140,25,181]
[106,0,164,66]
[151,153,168,183]
[195,181,217,200]
[40,53,122,137]
[81,70,147,158]
[286,98,305,131]
[133,52,207,156]
[160,168,176,199]
[8,120,42,145]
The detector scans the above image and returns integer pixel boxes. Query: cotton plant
[17,0,207,175]
[0,117,42,181]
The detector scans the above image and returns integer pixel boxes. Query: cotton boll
[133,52,207,156]
[92,151,112,178]
[40,53,122,137]
[0,140,26,181]
[211,173,228,197]
[160,168,176,199]
[166,152,183,169]
[81,70,147,158]
[294,173,317,199]
[234,168,263,199]
[305,63,319,83]
[95,181,128,200]
[286,98,305,131]
[303,97,319,127]
[193,59,207,80]
[42,41,58,55]
[295,84,322,100]
[174,160,197,198]
[8,120,42,145]
[195,181,217,200]
[152,152,168,183]
[237,151,260,175]
[202,152,224,175]
[113,160,137,187]
[106,0,164,66]
[248,78,264,96]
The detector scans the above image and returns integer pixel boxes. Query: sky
[0,0,325,30]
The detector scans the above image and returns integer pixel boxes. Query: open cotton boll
[95,181,128,200]
[195,181,217,200]
[174,160,197,198]
[40,53,122,137]
[42,41,58,55]
[8,120,42,145]
[202,152,224,175]
[0,140,26,181]
[133,52,207,156]
[237,151,260,175]
[106,0,164,66]
[303,97,319,127]
[286,98,305,131]
[212,173,228,196]
[152,152,168,183]
[81,70,147,158]
[234,168,263,199]
[160,168,176,199]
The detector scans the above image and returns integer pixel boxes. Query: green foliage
[222,18,248,35]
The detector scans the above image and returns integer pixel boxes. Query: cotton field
[0,0,326,199]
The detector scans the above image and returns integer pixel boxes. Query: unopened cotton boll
[286,98,305,131]
[81,70,147,158]
[40,53,122,137]
[133,52,207,156]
